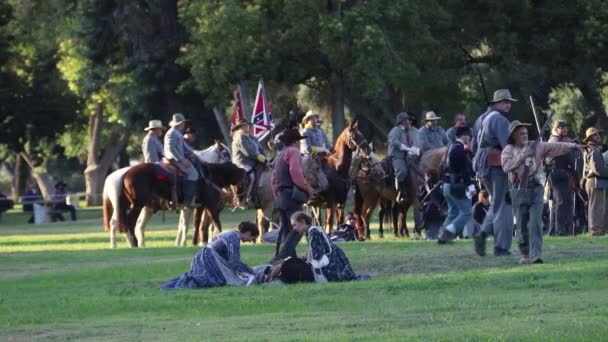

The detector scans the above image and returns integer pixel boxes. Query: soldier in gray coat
[164,113,200,208]
[473,89,516,256]
[418,111,450,155]
[388,112,419,203]
[231,118,267,206]
[445,113,467,144]
[300,111,332,155]
[142,120,165,163]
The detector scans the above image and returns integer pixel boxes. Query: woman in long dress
[290,212,357,282]
[161,222,259,290]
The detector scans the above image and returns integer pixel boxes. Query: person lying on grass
[160,222,259,290]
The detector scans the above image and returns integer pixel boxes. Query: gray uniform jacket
[388,126,419,159]
[142,131,164,163]
[164,126,191,162]
[418,126,449,154]
[446,126,458,144]
[473,110,510,177]
[232,132,265,170]
[300,127,332,154]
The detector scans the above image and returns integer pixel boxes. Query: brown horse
[112,162,245,247]
[308,120,370,233]
[353,147,448,239]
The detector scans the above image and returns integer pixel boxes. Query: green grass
[0,210,607,341]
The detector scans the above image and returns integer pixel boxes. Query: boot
[183,180,201,208]
[396,181,408,204]
[245,173,257,208]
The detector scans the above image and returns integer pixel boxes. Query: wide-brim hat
[279,128,307,144]
[168,113,188,127]
[507,120,531,141]
[490,89,518,103]
[553,120,568,129]
[395,112,415,125]
[423,111,441,121]
[233,118,251,130]
[583,127,603,143]
[301,110,320,124]
[144,119,165,131]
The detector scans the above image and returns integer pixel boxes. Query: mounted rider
[164,113,202,208]
[300,111,332,155]
[388,112,420,203]
[418,111,450,155]
[231,118,267,207]
[142,120,165,163]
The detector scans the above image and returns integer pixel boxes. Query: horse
[308,120,370,233]
[102,141,233,248]
[108,161,245,247]
[353,146,447,239]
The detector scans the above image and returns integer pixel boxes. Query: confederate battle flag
[230,88,246,131]
[251,80,274,140]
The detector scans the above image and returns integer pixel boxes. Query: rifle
[518,111,556,190]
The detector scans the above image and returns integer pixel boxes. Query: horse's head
[302,155,329,193]
[206,162,246,188]
[352,150,385,182]
[345,120,370,155]
[215,141,232,163]
[197,140,232,164]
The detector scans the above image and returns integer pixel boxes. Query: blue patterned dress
[161,231,254,290]
[307,226,356,282]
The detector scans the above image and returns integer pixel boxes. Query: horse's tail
[102,194,112,232]
[380,199,393,226]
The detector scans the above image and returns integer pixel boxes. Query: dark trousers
[549,176,574,235]
[52,203,77,221]
[274,190,304,258]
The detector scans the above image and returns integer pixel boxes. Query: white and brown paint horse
[102,141,232,248]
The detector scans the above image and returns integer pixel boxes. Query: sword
[529,96,544,141]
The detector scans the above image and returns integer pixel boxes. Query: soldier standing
[582,128,608,236]
[446,113,467,144]
[473,89,516,257]
[547,120,577,235]
[502,121,582,264]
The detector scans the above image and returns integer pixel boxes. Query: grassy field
[1,209,607,341]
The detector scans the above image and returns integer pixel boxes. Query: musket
[518,110,556,190]
[529,96,544,141]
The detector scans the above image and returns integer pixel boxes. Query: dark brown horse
[113,162,245,247]
[308,120,370,233]
[353,147,448,239]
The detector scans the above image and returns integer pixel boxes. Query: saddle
[156,159,185,208]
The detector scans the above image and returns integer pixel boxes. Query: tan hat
[507,120,531,142]
[490,89,518,103]
[301,110,320,124]
[168,113,188,127]
[423,111,441,121]
[144,120,165,131]
[583,127,603,143]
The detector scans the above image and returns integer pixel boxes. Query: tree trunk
[11,154,30,202]
[330,70,346,143]
[19,152,53,201]
[213,107,233,147]
[84,103,132,206]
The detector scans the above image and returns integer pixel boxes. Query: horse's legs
[208,208,222,239]
[192,208,203,246]
[378,203,385,239]
[110,212,117,248]
[134,207,153,248]
[392,204,400,237]
[125,206,143,247]
[401,203,411,238]
[336,203,345,228]
[200,210,211,245]
[325,205,336,234]
[176,208,192,247]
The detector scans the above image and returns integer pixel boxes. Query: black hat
[455,126,472,138]
[279,257,315,284]
[183,127,197,135]
[279,128,307,144]
[55,181,67,189]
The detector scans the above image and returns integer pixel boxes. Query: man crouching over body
[501,121,583,264]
